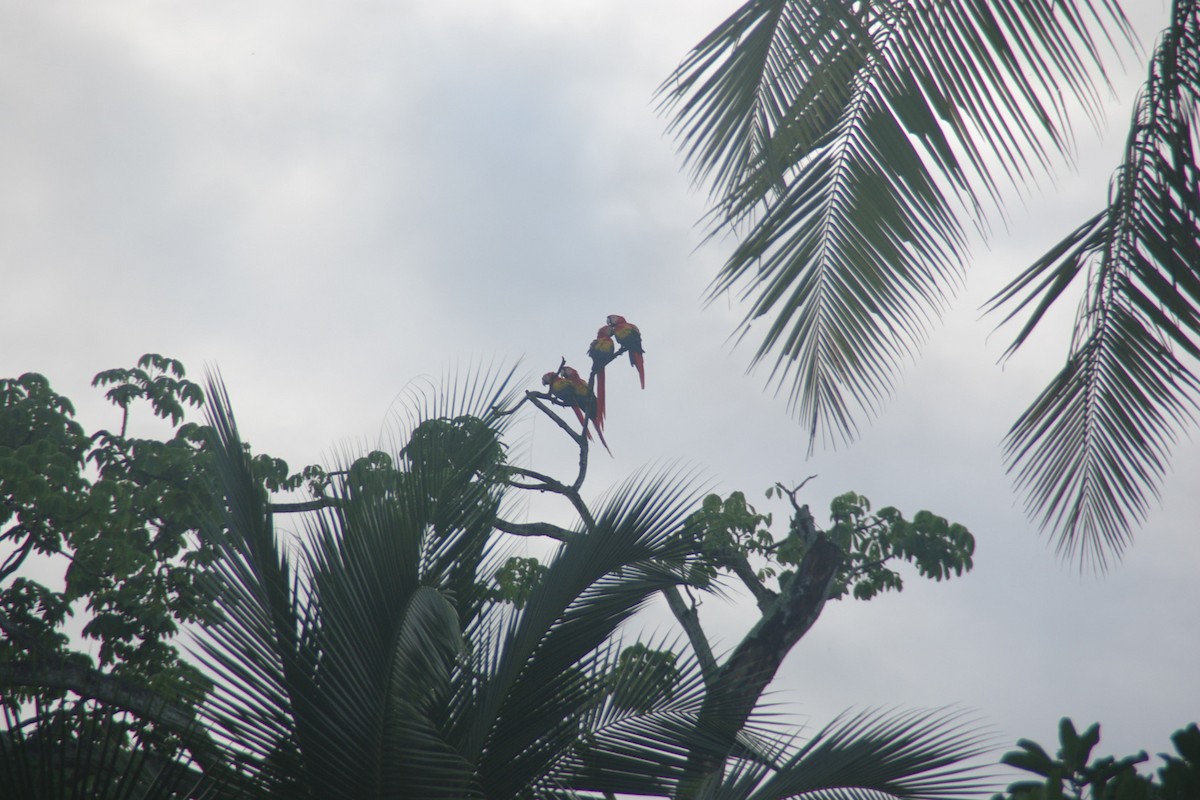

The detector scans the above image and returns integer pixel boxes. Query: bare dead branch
[269,498,339,514]
[494,518,577,543]
[504,465,571,492]
[774,476,818,514]
[716,549,778,612]
[662,586,719,686]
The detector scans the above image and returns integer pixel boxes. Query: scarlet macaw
[561,365,611,455]
[587,325,618,425]
[541,368,611,454]
[606,315,645,389]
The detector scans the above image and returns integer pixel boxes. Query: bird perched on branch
[606,315,645,389]
[541,367,611,454]
[587,325,618,426]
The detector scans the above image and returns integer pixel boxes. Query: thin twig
[492,393,536,418]
[774,476,817,514]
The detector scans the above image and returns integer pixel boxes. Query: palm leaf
[193,365,523,798]
[0,700,220,800]
[711,707,992,800]
[461,467,709,798]
[190,364,739,798]
[556,633,809,799]
[558,637,707,795]
[193,377,319,795]
[660,0,1131,447]
[988,0,1200,567]
[187,364,994,800]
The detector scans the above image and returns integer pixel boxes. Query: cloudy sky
[3,0,1196,782]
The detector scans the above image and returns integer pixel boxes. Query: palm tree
[189,366,991,798]
[0,699,214,800]
[660,0,1200,567]
[194,366,708,798]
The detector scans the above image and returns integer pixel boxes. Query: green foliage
[0,373,90,582]
[0,356,322,708]
[92,354,203,433]
[1,359,213,702]
[490,556,548,608]
[994,718,1200,800]
[824,491,974,600]
[402,414,506,477]
[251,451,326,494]
[685,490,775,582]
[683,486,974,600]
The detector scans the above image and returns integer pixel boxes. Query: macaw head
[606,314,626,327]
[541,372,558,386]
[561,366,583,381]
[596,325,614,338]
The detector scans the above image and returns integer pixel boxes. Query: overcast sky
[2,0,1197,783]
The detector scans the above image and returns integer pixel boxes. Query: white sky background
[2,0,1197,783]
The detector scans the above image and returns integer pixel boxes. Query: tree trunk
[677,535,843,799]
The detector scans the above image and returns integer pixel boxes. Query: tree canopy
[992,718,1200,800]
[2,355,988,798]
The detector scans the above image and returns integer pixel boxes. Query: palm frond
[989,0,1200,568]
[463,467,708,798]
[720,707,993,800]
[193,375,311,794]
[296,503,472,798]
[0,700,219,800]
[301,361,524,798]
[185,364,996,800]
[543,636,712,797]
[193,365,524,798]
[660,0,1131,447]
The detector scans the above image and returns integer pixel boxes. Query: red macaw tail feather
[631,351,645,389]
[595,370,606,425]
[593,418,612,456]
[571,405,592,439]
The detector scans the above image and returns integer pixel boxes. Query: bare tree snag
[677,531,844,799]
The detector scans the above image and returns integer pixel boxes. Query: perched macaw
[542,371,581,419]
[586,325,618,425]
[541,368,611,454]
[560,365,611,454]
[606,315,645,389]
